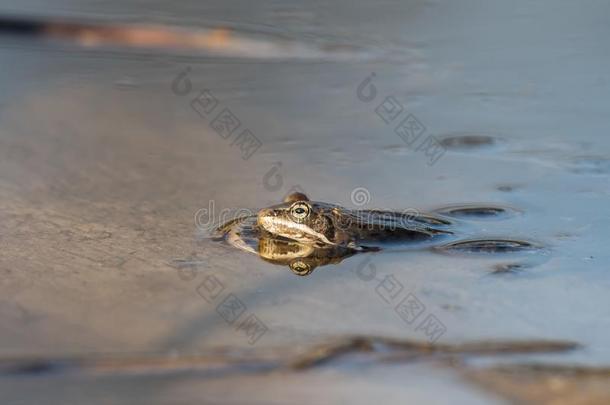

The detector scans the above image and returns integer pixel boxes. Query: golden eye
[289,202,311,221]
[290,260,312,276]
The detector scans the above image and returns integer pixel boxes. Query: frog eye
[289,201,311,221]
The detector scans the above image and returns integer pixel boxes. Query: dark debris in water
[1,360,70,376]
[0,336,579,378]
[467,363,610,404]
[0,355,279,378]
[289,335,579,370]
[439,134,497,150]
[490,262,529,275]
[496,184,521,193]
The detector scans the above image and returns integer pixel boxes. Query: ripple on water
[566,156,610,175]
[434,204,520,220]
[435,238,544,255]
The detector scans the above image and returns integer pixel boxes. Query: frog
[212,193,542,276]
[255,192,452,249]
[213,205,359,276]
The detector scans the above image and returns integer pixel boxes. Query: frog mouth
[257,215,336,246]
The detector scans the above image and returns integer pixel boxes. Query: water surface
[0,0,609,403]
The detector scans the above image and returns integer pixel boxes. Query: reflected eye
[289,202,311,221]
[290,260,312,276]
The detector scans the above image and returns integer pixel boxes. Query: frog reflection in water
[215,192,453,276]
[257,237,358,276]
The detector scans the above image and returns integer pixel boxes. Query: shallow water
[0,0,609,403]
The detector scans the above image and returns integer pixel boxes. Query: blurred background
[1,1,609,404]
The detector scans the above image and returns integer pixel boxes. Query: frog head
[256,193,338,246]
